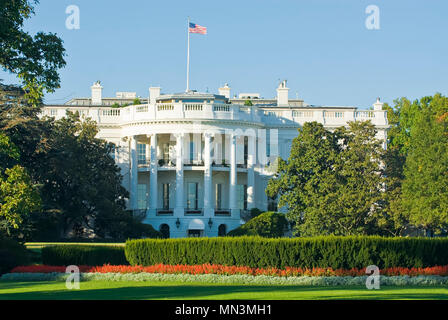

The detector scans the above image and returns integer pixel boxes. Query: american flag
[189,22,207,35]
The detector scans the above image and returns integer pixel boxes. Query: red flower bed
[10,264,448,277]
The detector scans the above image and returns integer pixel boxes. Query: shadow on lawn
[0,284,447,300]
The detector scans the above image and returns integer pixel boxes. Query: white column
[174,133,184,217]
[130,136,138,210]
[247,134,255,210]
[229,133,238,215]
[148,134,158,216]
[203,133,213,217]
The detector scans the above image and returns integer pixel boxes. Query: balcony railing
[214,209,231,216]
[156,208,174,215]
[185,209,203,216]
[41,103,388,127]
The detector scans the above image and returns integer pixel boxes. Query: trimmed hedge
[42,245,128,266]
[125,236,448,269]
[0,240,30,274]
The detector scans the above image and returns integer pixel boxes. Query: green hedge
[125,236,448,269]
[42,245,128,266]
[0,240,30,274]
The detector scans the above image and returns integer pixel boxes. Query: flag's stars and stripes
[189,22,207,34]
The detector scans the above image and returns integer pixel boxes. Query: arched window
[160,224,170,239]
[218,224,227,237]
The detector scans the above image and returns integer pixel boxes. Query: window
[137,184,147,209]
[110,144,116,161]
[218,224,227,236]
[137,143,146,164]
[215,184,222,210]
[163,184,170,210]
[237,185,247,210]
[160,224,170,239]
[188,230,202,237]
[163,143,170,162]
[189,141,194,163]
[187,182,199,210]
[268,196,278,212]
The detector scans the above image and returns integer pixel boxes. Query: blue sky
[1,0,447,108]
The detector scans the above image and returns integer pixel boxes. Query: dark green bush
[125,236,448,269]
[0,239,30,274]
[227,212,288,237]
[42,245,128,266]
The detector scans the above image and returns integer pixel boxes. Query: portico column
[229,133,238,215]
[148,133,158,216]
[174,133,184,217]
[203,133,213,217]
[130,136,138,211]
[247,134,255,210]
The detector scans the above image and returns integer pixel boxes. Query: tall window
[215,184,222,210]
[218,224,227,236]
[137,184,147,209]
[268,196,278,212]
[189,141,194,163]
[163,184,170,209]
[163,143,170,162]
[137,143,146,164]
[160,224,170,239]
[187,182,199,210]
[237,185,247,210]
[110,144,116,161]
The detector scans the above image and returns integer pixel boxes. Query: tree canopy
[267,121,386,236]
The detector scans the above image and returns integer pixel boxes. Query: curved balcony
[42,103,389,128]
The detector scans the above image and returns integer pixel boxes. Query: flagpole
[186,17,190,92]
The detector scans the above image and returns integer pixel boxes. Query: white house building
[41,80,389,238]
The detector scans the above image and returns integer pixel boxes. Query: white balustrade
[41,103,388,127]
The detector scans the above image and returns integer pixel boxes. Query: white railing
[157,104,174,111]
[213,104,230,112]
[41,104,387,128]
[292,110,313,118]
[101,109,120,116]
[136,105,148,113]
[184,104,203,111]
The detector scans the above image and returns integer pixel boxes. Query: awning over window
[188,219,205,230]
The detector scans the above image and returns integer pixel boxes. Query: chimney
[91,81,103,105]
[218,83,231,99]
[373,97,384,111]
[149,87,161,105]
[276,80,289,106]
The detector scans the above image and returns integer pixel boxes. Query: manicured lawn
[0,281,447,300]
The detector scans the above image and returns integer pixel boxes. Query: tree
[244,99,253,106]
[0,133,40,236]
[34,111,129,239]
[267,121,386,236]
[329,121,385,236]
[227,212,289,237]
[0,0,66,97]
[401,95,448,235]
[266,122,341,235]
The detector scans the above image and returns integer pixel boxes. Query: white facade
[41,81,389,238]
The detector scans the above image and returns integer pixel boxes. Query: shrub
[42,245,128,266]
[0,239,30,274]
[125,236,448,269]
[227,212,288,237]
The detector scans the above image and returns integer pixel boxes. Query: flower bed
[9,264,448,277]
[2,272,448,287]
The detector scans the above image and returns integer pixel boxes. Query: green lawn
[0,281,447,300]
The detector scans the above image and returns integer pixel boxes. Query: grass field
[0,281,447,300]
